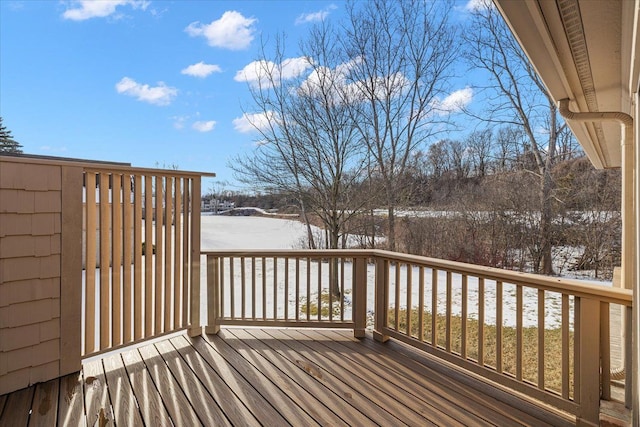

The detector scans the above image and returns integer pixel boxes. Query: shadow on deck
[0,328,578,426]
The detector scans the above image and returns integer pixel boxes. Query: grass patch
[300,289,351,318]
[390,308,574,395]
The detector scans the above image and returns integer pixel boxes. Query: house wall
[0,156,82,395]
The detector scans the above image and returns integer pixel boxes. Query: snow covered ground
[200,216,615,330]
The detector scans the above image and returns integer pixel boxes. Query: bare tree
[343,0,459,251]
[231,26,371,296]
[465,2,567,274]
[466,129,493,177]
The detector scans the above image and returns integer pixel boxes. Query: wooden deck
[0,328,576,426]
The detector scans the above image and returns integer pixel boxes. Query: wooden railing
[203,250,368,337]
[82,166,206,357]
[204,248,633,425]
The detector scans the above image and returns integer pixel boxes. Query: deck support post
[373,257,389,342]
[353,257,367,338]
[576,297,601,426]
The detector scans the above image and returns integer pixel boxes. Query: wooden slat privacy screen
[82,168,202,356]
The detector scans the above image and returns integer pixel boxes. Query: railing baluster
[317,259,322,321]
[461,274,467,359]
[600,302,611,400]
[274,257,278,320]
[154,175,164,334]
[306,258,311,320]
[431,268,438,347]
[418,266,424,342]
[181,179,190,326]
[133,174,142,340]
[123,173,133,343]
[284,258,289,320]
[112,173,122,346]
[85,172,96,355]
[406,264,412,337]
[537,289,545,390]
[262,257,267,320]
[144,175,153,337]
[164,177,172,331]
[561,294,570,399]
[295,258,300,321]
[251,257,256,320]
[445,271,452,352]
[241,257,246,319]
[219,257,225,318]
[574,297,581,403]
[516,284,523,381]
[478,277,484,366]
[340,258,345,321]
[496,280,503,373]
[394,262,400,331]
[99,173,110,350]
[229,256,235,319]
[173,178,182,328]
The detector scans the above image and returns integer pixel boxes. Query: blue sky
[1,0,479,191]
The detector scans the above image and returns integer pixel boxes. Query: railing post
[373,257,389,343]
[205,255,220,335]
[576,297,601,426]
[353,257,367,338]
[188,177,202,337]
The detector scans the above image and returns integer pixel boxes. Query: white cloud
[171,115,188,129]
[433,87,473,114]
[62,0,149,21]
[115,77,178,106]
[181,62,222,78]
[295,4,337,25]
[185,11,256,50]
[192,120,216,132]
[234,57,312,88]
[464,0,493,12]
[233,112,274,133]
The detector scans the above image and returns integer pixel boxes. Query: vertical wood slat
[516,285,523,381]
[340,259,345,321]
[144,176,153,337]
[317,260,321,321]
[99,173,110,350]
[394,263,400,331]
[241,257,246,319]
[173,179,182,328]
[431,269,438,347]
[284,258,289,320]
[445,271,452,352]
[219,258,225,318]
[133,175,143,340]
[406,264,413,337]
[188,177,201,336]
[112,174,122,347]
[252,257,256,319]
[273,257,278,318]
[123,174,133,343]
[461,274,467,358]
[206,255,218,332]
[538,289,545,390]
[229,257,235,318]
[353,257,367,338]
[85,172,97,355]
[295,258,300,321]
[496,280,503,373]
[164,177,173,331]
[478,278,485,366]
[600,302,611,400]
[182,179,190,326]
[574,297,581,403]
[262,257,267,320]
[418,267,425,342]
[306,258,311,320]
[561,294,570,399]
[328,258,333,322]
[154,175,164,334]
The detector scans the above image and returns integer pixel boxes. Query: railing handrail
[203,249,633,306]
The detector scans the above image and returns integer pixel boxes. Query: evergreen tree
[0,117,23,153]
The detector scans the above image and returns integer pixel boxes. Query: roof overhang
[494,0,640,169]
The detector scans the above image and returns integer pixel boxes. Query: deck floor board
[1,328,577,426]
